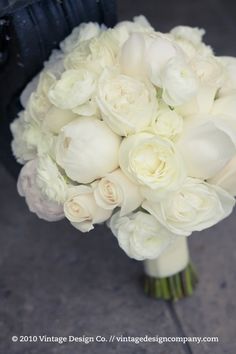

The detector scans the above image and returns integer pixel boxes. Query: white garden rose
[26,92,52,123]
[119,133,186,199]
[143,178,235,236]
[60,22,101,53]
[176,56,225,116]
[218,56,236,96]
[208,155,236,196]
[42,106,77,134]
[10,112,37,164]
[17,160,64,221]
[93,169,143,216]
[43,49,65,78]
[48,69,96,110]
[177,116,236,179]
[97,68,158,136]
[109,211,175,260]
[20,75,40,109]
[36,155,69,204]
[151,104,183,140]
[56,117,121,183]
[23,71,59,125]
[191,55,225,87]
[64,185,111,232]
[170,26,212,58]
[160,57,199,106]
[23,122,55,158]
[20,53,64,108]
[64,30,119,73]
[11,112,55,163]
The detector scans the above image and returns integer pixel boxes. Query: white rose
[151,104,183,140]
[48,69,96,110]
[177,116,236,179]
[64,30,118,73]
[64,185,111,232]
[160,57,199,106]
[56,117,121,183]
[97,68,158,136]
[208,155,236,196]
[119,133,186,199]
[143,177,235,236]
[60,22,101,53]
[17,160,64,221]
[109,211,175,260]
[10,112,37,164]
[93,169,143,216]
[42,106,77,134]
[36,155,69,204]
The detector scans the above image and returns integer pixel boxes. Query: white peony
[120,32,182,84]
[114,15,154,47]
[17,160,64,221]
[109,211,175,260]
[55,117,121,183]
[143,177,235,236]
[93,169,143,216]
[42,106,77,134]
[48,69,96,110]
[208,155,236,196]
[119,132,186,200]
[121,34,194,106]
[177,116,236,179]
[64,185,111,232]
[97,68,158,136]
[36,155,69,204]
[211,93,236,118]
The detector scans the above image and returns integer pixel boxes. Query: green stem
[143,263,198,301]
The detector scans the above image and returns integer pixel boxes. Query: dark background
[0,1,236,353]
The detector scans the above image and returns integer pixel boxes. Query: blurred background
[0,1,236,353]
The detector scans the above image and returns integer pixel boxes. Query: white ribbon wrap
[144,237,189,278]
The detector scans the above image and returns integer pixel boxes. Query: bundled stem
[143,263,198,301]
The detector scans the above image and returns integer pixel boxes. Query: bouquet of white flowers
[11,16,236,301]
